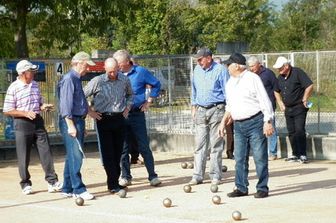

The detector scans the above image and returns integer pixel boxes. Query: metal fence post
[316,50,321,133]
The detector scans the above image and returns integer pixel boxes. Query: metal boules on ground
[163,198,172,208]
[75,197,84,206]
[232,210,242,221]
[210,184,218,193]
[212,195,221,205]
[183,185,192,193]
[181,162,188,169]
[187,162,194,169]
[222,165,228,172]
[118,189,127,198]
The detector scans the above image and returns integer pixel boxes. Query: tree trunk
[13,1,29,58]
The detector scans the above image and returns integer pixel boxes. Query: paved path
[0,151,335,223]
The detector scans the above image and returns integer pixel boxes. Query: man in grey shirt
[84,58,133,193]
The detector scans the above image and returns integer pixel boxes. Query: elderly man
[3,60,61,195]
[190,48,230,186]
[57,51,95,200]
[220,53,274,198]
[273,56,313,164]
[113,49,162,187]
[247,56,279,161]
[84,58,133,193]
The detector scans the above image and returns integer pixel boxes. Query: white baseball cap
[71,51,96,66]
[16,60,39,74]
[273,56,290,69]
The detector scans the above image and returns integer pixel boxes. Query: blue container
[4,116,15,139]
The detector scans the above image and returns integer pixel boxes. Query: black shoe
[254,190,268,198]
[110,185,128,194]
[227,189,248,197]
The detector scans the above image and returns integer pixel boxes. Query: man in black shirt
[273,56,313,163]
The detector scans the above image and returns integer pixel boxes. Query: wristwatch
[267,119,272,124]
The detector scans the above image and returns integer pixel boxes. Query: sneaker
[119,178,132,187]
[73,191,95,200]
[268,155,277,161]
[227,189,248,198]
[150,177,162,186]
[211,179,222,185]
[188,179,203,186]
[61,192,73,198]
[285,156,299,162]
[48,181,63,193]
[110,185,127,194]
[299,155,308,164]
[22,185,33,195]
[254,190,269,198]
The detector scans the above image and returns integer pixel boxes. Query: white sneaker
[119,178,132,187]
[48,181,63,193]
[22,186,33,195]
[61,192,73,198]
[149,177,162,186]
[211,179,222,185]
[73,191,95,200]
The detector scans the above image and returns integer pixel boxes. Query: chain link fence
[0,51,335,142]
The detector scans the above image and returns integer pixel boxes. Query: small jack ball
[163,198,172,207]
[75,197,84,206]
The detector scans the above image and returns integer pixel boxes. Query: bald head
[104,58,119,80]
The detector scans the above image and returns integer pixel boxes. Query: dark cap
[223,53,246,66]
[192,48,212,59]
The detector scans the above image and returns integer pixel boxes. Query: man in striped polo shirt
[3,59,61,195]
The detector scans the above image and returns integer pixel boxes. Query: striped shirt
[3,78,42,113]
[83,73,133,113]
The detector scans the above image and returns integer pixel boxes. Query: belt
[235,111,262,122]
[102,112,123,117]
[198,102,225,109]
[73,115,86,119]
[129,107,142,113]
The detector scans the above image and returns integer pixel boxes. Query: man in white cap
[3,60,62,195]
[57,51,96,200]
[273,56,313,164]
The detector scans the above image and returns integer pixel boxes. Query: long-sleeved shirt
[124,65,161,109]
[258,66,278,110]
[57,69,88,118]
[3,78,43,114]
[83,73,133,113]
[226,70,274,122]
[191,62,230,107]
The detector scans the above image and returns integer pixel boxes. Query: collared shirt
[83,73,133,113]
[258,66,278,110]
[124,65,161,109]
[57,69,88,118]
[3,78,42,113]
[226,70,274,122]
[275,67,313,107]
[191,62,229,107]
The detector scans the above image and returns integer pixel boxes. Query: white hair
[113,49,131,63]
[247,56,260,66]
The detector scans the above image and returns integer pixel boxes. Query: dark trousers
[225,123,234,158]
[96,114,126,190]
[285,104,309,157]
[14,116,58,189]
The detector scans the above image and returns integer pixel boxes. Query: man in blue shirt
[190,48,230,186]
[247,56,279,161]
[57,51,95,200]
[113,49,162,187]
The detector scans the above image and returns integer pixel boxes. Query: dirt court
[0,150,335,223]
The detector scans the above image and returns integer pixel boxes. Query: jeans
[120,111,158,181]
[285,104,308,157]
[59,116,86,194]
[267,119,278,156]
[14,116,58,189]
[193,104,224,182]
[234,112,269,193]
